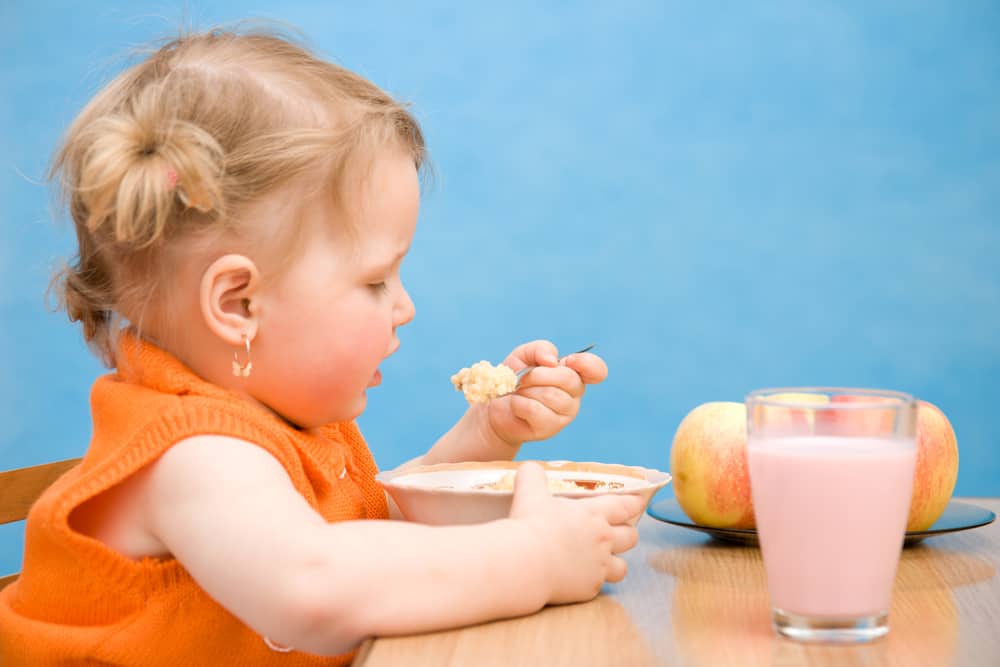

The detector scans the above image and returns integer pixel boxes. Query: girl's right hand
[507,462,643,605]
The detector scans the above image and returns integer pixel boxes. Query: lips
[369,369,382,387]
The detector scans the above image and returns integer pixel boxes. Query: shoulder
[151,434,295,494]
[142,434,326,562]
[88,384,296,478]
[69,434,290,561]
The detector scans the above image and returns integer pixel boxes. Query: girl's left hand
[486,340,608,447]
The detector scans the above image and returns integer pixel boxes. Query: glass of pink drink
[745,387,918,643]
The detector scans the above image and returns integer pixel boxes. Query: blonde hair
[50,26,425,367]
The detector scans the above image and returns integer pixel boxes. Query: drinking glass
[745,387,918,643]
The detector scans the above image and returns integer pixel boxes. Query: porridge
[451,360,517,404]
[474,471,626,492]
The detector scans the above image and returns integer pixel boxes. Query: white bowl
[376,460,671,526]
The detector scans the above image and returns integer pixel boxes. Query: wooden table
[356,498,999,667]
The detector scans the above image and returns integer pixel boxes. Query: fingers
[584,493,646,526]
[513,384,578,418]
[507,393,551,426]
[509,461,551,515]
[503,341,607,384]
[561,352,608,385]
[605,555,628,583]
[516,365,586,399]
[610,524,639,554]
[604,524,638,585]
[507,390,580,429]
[505,340,559,372]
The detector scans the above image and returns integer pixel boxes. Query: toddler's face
[250,148,419,427]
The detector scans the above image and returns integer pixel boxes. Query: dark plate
[646,499,996,547]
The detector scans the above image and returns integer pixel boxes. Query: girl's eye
[369,282,388,293]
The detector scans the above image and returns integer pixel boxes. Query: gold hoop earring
[232,335,253,377]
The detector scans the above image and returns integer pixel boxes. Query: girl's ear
[199,254,261,346]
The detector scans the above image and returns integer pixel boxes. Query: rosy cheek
[341,319,392,375]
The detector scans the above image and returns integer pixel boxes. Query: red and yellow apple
[827,395,960,529]
[669,398,959,531]
[669,402,754,529]
[907,401,959,530]
[756,391,831,431]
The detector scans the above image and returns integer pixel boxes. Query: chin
[323,393,368,425]
[274,386,369,427]
[275,408,360,431]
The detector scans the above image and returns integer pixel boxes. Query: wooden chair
[0,458,82,589]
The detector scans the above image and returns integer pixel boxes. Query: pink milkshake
[746,388,918,643]
[749,437,916,613]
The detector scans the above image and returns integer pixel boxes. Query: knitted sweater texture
[0,336,388,665]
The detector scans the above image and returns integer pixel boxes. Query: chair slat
[0,458,82,525]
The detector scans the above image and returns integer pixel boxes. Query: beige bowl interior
[376,460,671,526]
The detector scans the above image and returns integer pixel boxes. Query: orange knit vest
[0,336,388,666]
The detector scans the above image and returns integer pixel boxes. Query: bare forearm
[301,519,548,649]
[147,435,550,656]
[415,404,519,467]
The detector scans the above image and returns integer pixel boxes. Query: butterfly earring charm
[232,334,253,377]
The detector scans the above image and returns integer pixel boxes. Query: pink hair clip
[166,168,179,190]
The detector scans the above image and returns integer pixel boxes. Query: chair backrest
[0,458,82,589]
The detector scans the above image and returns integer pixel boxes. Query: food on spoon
[451,360,517,403]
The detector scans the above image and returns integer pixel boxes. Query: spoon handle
[515,344,596,380]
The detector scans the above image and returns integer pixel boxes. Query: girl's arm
[141,434,640,656]
[403,340,608,469]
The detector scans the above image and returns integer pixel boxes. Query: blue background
[2,2,998,574]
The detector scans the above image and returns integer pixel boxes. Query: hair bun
[74,83,224,247]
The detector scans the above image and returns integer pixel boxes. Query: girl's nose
[394,283,415,328]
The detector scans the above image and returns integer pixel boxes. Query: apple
[828,395,959,530]
[669,397,959,532]
[907,401,959,531]
[669,402,754,529]
[756,391,831,431]
[827,393,899,436]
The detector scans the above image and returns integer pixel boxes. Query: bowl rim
[375,460,672,497]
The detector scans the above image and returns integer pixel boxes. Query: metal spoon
[514,344,596,386]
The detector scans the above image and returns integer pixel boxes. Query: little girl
[0,27,641,666]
